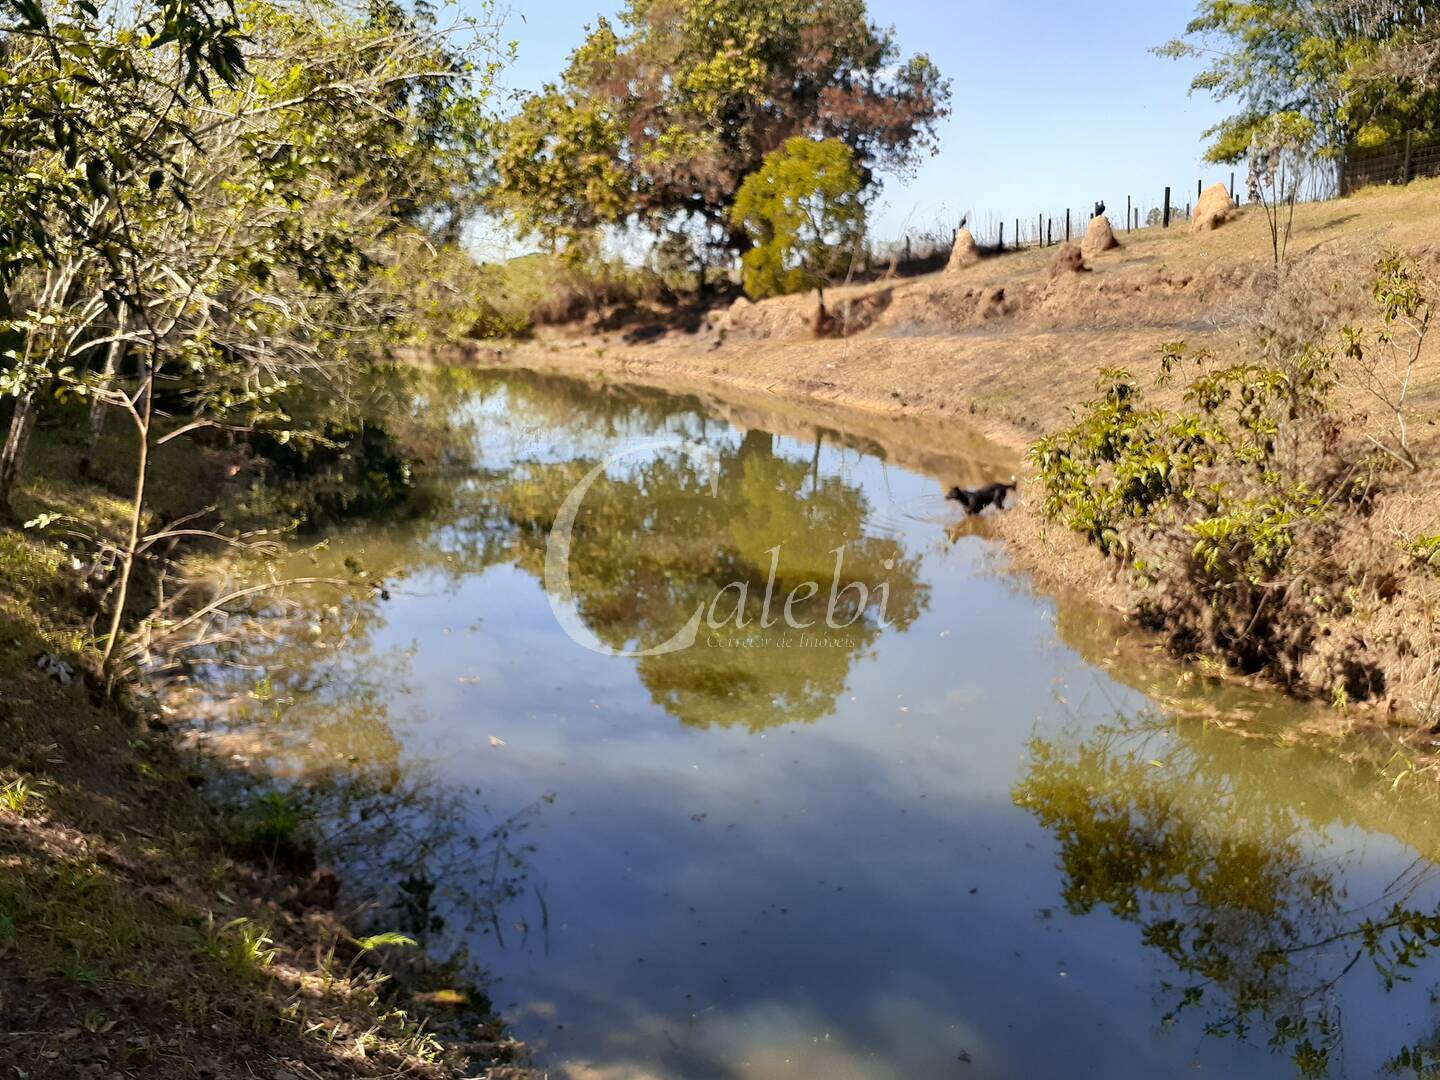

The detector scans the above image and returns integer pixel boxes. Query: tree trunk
[80,322,126,477]
[0,388,38,523]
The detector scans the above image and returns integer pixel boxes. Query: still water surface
[196,368,1440,1079]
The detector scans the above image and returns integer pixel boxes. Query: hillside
[486,177,1440,745]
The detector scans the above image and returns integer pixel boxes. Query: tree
[0,0,246,515]
[485,0,948,263]
[1247,111,1317,267]
[0,0,510,678]
[1356,0,1440,90]
[1156,0,1440,164]
[729,137,865,301]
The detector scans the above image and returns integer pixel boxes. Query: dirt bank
[448,178,1440,746]
[0,420,531,1079]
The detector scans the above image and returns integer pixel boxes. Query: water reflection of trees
[1014,719,1440,1078]
[469,424,928,730]
[191,589,546,959]
[185,368,936,963]
[344,370,932,730]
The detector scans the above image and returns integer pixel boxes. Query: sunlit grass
[0,776,41,816]
[205,916,279,982]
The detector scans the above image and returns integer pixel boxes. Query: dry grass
[503,176,1440,446]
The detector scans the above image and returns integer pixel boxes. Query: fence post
[1162,187,1171,228]
[1403,131,1415,184]
[1047,218,1052,246]
[1038,213,1043,247]
[1229,171,1235,201]
[1126,195,1131,233]
[1015,218,1020,249]
[1197,178,1202,199]
[998,221,1004,251]
[1065,209,1070,242]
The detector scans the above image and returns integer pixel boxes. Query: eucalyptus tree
[1158,0,1440,162]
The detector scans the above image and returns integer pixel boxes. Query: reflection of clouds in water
[184,368,1440,1080]
[552,995,997,1080]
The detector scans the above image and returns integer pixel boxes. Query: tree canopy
[729,137,865,299]
[1159,0,1440,162]
[485,0,948,261]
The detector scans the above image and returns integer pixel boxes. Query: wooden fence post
[1403,131,1415,184]
[1047,218,1052,246]
[1126,195,1131,232]
[1162,187,1171,228]
[1065,209,1070,242]
[1229,171,1235,201]
[998,221,1005,251]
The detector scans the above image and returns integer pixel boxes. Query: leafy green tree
[1157,0,1440,162]
[0,0,510,676]
[729,137,865,301]
[0,0,246,514]
[486,0,948,263]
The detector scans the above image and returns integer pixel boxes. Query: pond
[191,367,1440,1079]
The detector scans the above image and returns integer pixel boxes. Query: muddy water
[196,368,1440,1079]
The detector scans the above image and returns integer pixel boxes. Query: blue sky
[474,0,1234,255]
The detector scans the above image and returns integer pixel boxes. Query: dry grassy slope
[508,176,1440,453]
[488,177,1440,734]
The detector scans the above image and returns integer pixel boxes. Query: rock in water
[1080,214,1119,257]
[1191,183,1236,232]
[947,228,980,270]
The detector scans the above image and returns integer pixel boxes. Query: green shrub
[1405,533,1440,570]
[1029,327,1373,687]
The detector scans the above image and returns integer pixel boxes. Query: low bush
[1031,255,1433,706]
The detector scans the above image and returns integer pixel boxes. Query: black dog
[946,479,1016,514]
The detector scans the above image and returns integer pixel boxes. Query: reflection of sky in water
[246,374,1440,1078]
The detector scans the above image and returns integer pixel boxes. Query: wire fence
[1340,133,1440,195]
[870,173,1241,273]
[870,132,1430,275]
